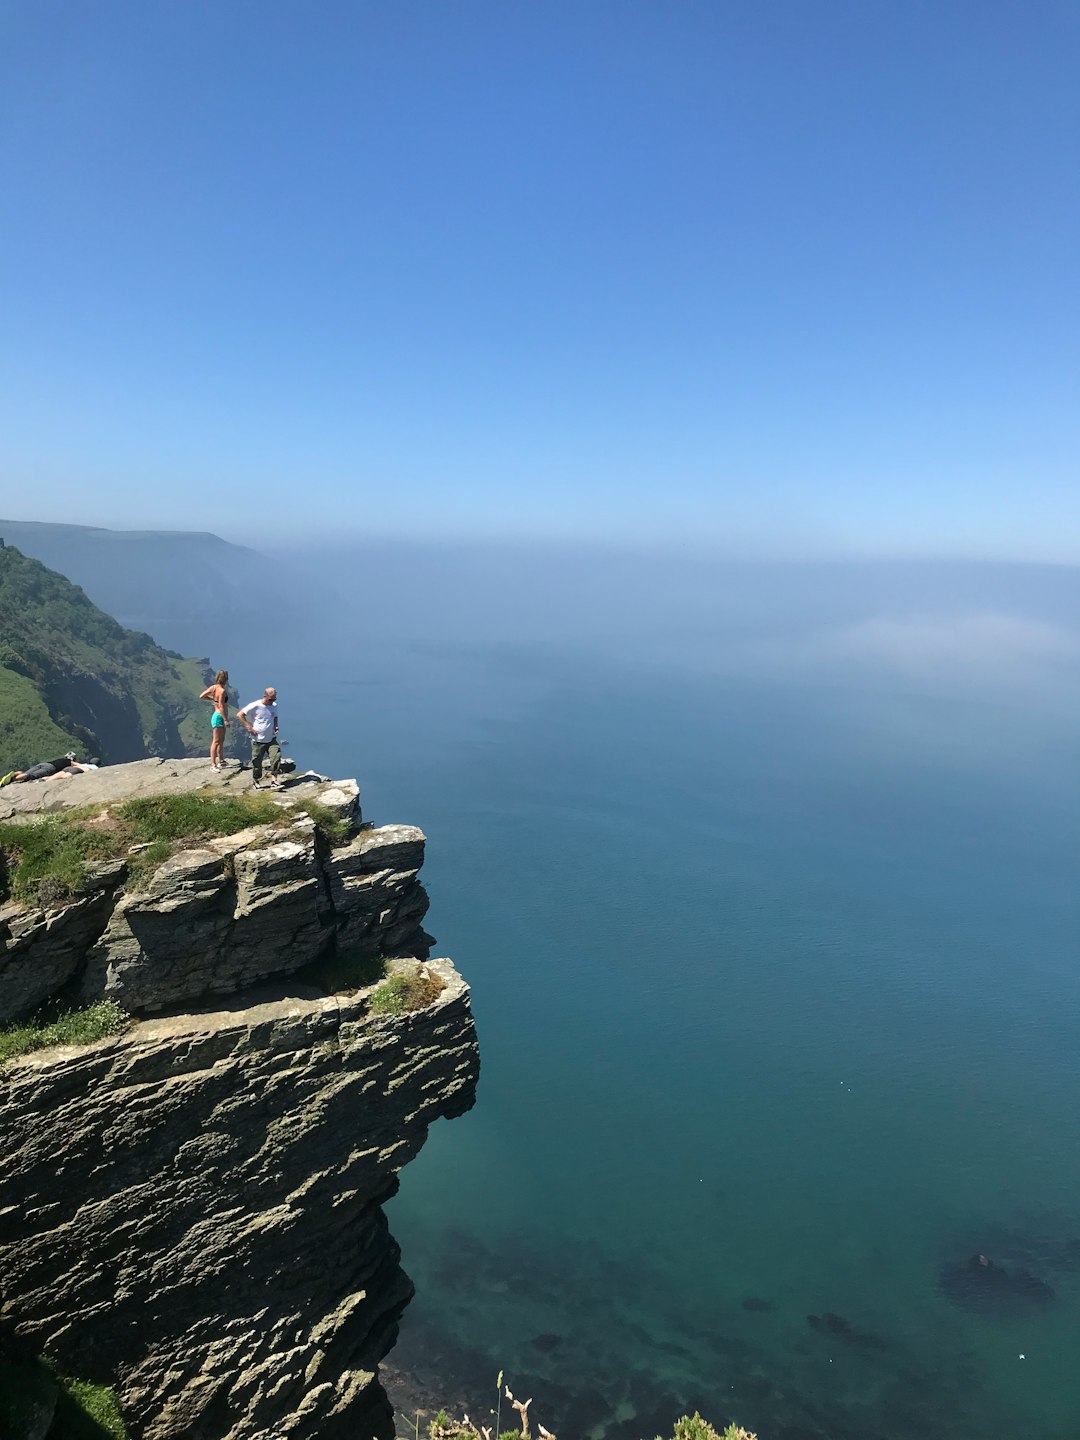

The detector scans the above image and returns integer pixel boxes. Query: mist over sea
[166,544,1080,1439]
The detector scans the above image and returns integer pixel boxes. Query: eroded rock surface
[0,763,431,1020]
[0,961,479,1439]
[0,760,479,1440]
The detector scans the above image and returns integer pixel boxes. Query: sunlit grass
[0,1001,130,1067]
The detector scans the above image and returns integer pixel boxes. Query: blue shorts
[211,712,226,729]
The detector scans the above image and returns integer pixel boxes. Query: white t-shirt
[239,699,278,742]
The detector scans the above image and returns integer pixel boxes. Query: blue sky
[1,1,1077,556]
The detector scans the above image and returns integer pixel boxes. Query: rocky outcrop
[325,826,430,955]
[0,761,432,1022]
[0,760,479,1440]
[0,861,124,1018]
[0,961,477,1439]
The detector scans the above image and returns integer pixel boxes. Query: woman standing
[199,669,231,770]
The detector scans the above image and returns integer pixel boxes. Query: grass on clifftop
[0,790,339,906]
[0,816,122,906]
[369,967,445,1016]
[116,791,281,843]
[0,1001,130,1067]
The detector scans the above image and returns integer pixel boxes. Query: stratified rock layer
[0,960,478,1440]
[0,760,479,1440]
[0,761,431,1022]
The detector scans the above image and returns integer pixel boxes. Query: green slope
[0,542,211,769]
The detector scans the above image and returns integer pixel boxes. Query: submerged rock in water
[741,1296,776,1313]
[530,1332,563,1353]
[938,1253,1056,1314]
[806,1312,888,1350]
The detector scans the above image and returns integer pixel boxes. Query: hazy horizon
[4,518,1076,743]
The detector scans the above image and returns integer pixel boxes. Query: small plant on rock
[419,1388,756,1440]
[658,1417,757,1440]
[0,1001,130,1066]
[369,968,444,1016]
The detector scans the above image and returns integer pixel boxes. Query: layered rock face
[0,761,479,1440]
[0,759,433,1021]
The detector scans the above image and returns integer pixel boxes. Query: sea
[183,553,1080,1440]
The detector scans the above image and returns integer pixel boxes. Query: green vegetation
[116,791,281,843]
[659,1418,757,1440]
[0,791,296,906]
[0,662,82,770]
[51,1369,128,1440]
[124,838,172,888]
[172,655,215,757]
[369,967,446,1016]
[292,796,351,843]
[0,816,122,905]
[0,1001,130,1066]
[0,1353,127,1438]
[0,542,211,768]
[423,1396,757,1440]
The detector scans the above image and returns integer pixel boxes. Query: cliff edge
[0,760,480,1440]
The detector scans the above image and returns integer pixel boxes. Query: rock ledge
[0,760,479,1440]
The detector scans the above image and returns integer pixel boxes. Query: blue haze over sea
[177,547,1080,1439]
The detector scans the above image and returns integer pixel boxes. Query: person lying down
[0,753,100,786]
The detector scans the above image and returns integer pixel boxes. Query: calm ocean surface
[249,626,1079,1440]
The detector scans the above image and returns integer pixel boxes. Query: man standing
[237,686,281,788]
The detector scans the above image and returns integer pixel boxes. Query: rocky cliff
[0,760,479,1440]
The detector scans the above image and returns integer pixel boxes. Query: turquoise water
[267,634,1080,1440]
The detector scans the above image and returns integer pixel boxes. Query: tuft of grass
[369,968,445,1017]
[52,1370,129,1439]
[0,816,122,906]
[123,839,173,891]
[291,797,351,844]
[116,791,281,844]
[0,1001,130,1066]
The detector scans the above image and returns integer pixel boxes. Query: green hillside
[0,540,211,769]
